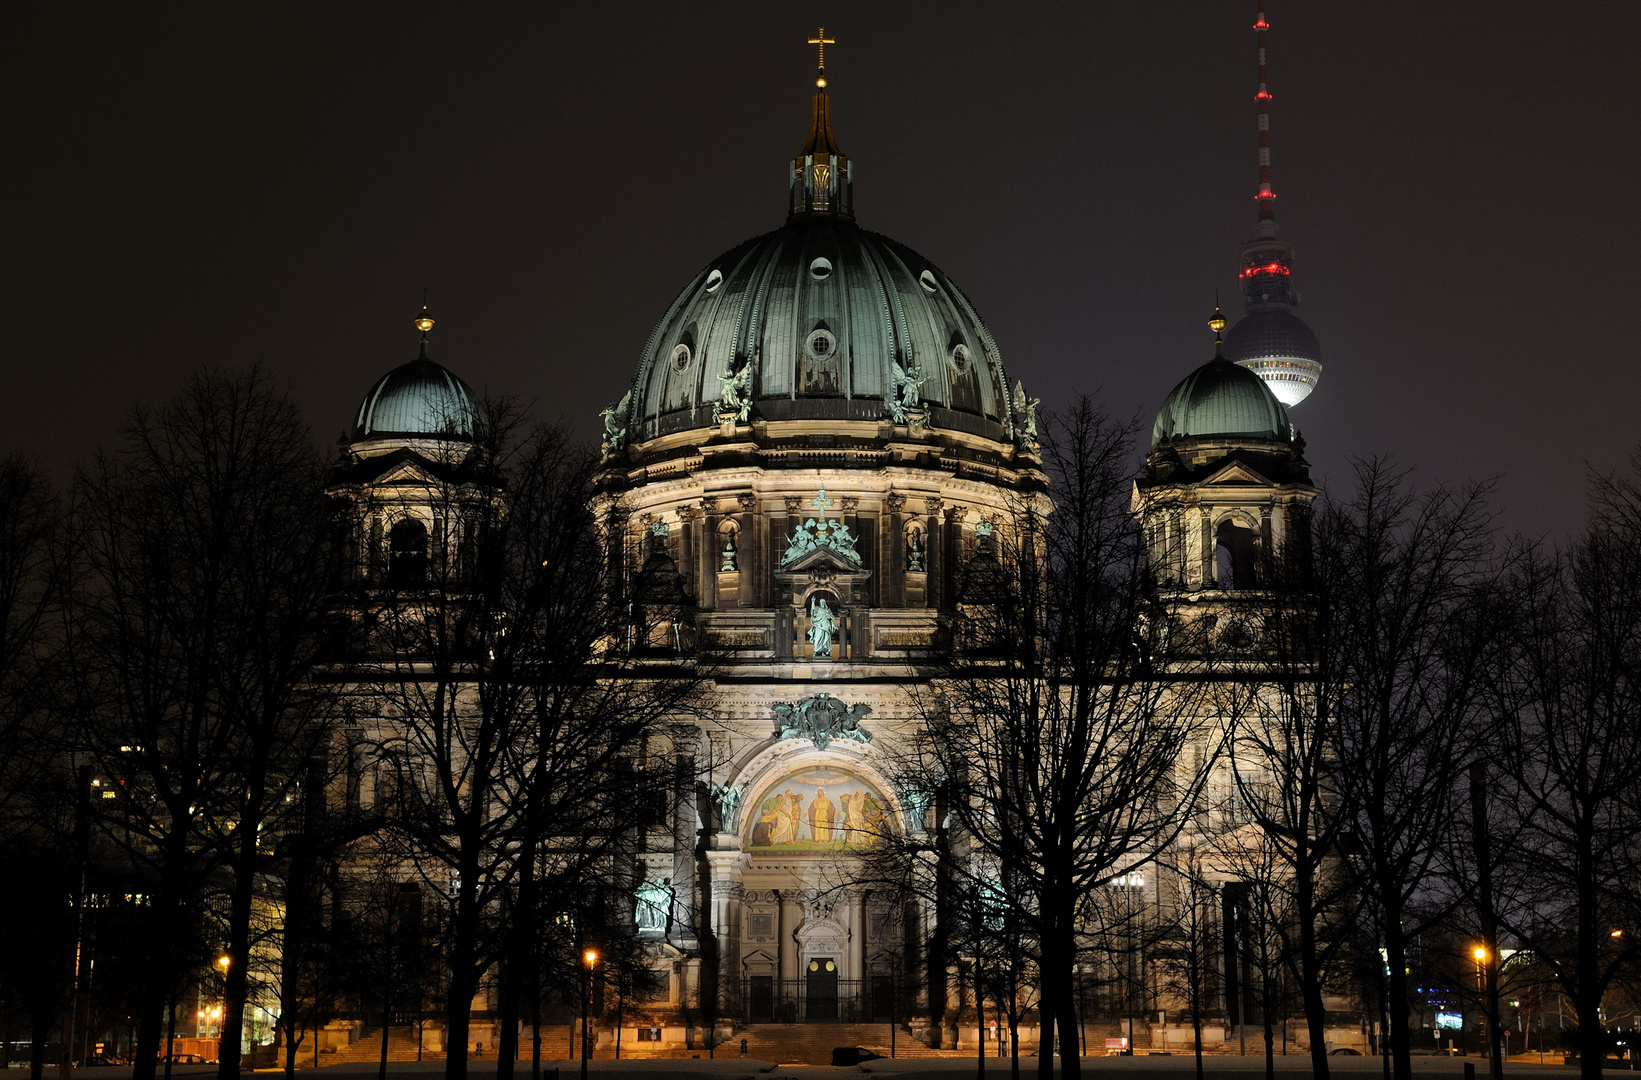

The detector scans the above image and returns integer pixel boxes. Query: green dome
[1151,357,1294,448]
[352,344,477,442]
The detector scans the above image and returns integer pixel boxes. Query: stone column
[706,851,750,1030]
[698,497,718,610]
[884,492,906,607]
[943,505,968,611]
[736,493,757,608]
[924,497,944,610]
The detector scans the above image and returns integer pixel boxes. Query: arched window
[387,517,429,587]
[1214,518,1258,589]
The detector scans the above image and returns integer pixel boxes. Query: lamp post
[1473,947,1487,1059]
[581,949,599,1080]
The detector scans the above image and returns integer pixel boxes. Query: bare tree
[906,397,1220,1080]
[348,406,705,1080]
[66,368,340,1080]
[1321,461,1507,1080]
[1486,454,1641,1080]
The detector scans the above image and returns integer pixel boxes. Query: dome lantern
[789,28,853,222]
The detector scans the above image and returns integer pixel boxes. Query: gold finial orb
[816,75,827,88]
[1208,305,1227,336]
[415,305,435,336]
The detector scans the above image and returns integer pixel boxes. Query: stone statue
[720,536,738,572]
[771,692,873,750]
[718,362,752,421]
[635,879,672,932]
[1012,379,1040,441]
[888,361,926,424]
[779,490,863,568]
[907,530,924,571]
[710,783,743,831]
[782,519,820,566]
[599,390,631,450]
[808,597,838,657]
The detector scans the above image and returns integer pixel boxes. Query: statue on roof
[718,362,752,421]
[600,390,631,451]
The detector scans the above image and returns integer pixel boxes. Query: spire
[1209,299,1228,356]
[1236,0,1296,312]
[790,27,854,220]
[1253,0,1277,235]
[1226,0,1323,408]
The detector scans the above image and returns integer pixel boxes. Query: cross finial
[810,487,836,516]
[807,27,835,84]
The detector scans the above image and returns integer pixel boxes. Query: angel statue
[599,390,631,450]
[808,597,839,658]
[718,363,752,421]
[889,360,926,424]
[1012,379,1041,441]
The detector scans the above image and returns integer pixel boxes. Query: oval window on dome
[704,269,724,293]
[671,344,692,372]
[807,329,836,359]
[949,344,972,374]
[810,257,833,280]
[919,270,939,294]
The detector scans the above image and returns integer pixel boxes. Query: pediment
[1198,459,1277,488]
[367,459,444,488]
[779,544,870,576]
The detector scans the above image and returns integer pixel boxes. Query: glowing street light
[580,949,600,1080]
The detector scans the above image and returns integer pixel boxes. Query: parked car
[831,1047,885,1066]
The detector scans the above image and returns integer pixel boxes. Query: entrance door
[806,958,838,1020]
[749,976,774,1022]
[870,976,894,1021]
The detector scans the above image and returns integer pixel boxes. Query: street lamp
[1473,947,1488,1059]
[581,949,599,1080]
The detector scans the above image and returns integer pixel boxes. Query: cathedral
[325,15,1343,1058]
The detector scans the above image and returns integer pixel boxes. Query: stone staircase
[736,1024,950,1065]
[330,1028,444,1064]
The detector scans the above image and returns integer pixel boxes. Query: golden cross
[807,28,835,71]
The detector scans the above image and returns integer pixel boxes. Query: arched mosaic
[746,766,893,851]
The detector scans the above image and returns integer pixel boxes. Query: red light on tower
[1254,18,1269,29]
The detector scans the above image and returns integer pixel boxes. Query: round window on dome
[671,344,692,372]
[949,344,972,374]
[704,269,724,293]
[919,270,939,294]
[809,257,833,280]
[807,329,836,359]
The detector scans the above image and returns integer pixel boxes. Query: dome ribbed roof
[617,217,1015,444]
[1152,357,1294,448]
[353,346,477,442]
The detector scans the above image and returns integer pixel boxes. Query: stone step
[735,1024,932,1065]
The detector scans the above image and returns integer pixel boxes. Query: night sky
[6,3,1637,540]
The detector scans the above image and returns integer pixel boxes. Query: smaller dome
[1152,357,1294,448]
[1224,308,1322,407]
[353,344,477,441]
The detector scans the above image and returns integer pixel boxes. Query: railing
[739,977,896,1024]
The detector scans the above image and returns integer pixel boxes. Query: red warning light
[1254,19,1270,29]
[1256,90,1272,101]
[1238,262,1291,279]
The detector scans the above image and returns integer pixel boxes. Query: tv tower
[1224,0,1323,408]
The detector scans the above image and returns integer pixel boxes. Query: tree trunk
[1383,902,1414,1080]
[220,774,267,1080]
[443,863,484,1080]
[1296,864,1332,1080]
